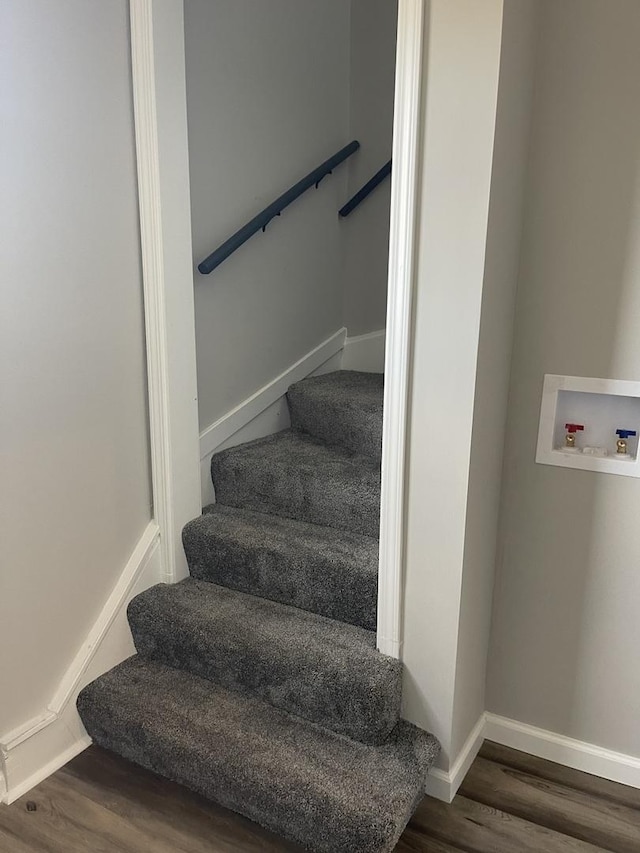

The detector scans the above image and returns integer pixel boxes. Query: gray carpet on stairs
[288,370,384,460]
[77,370,441,851]
[183,504,379,630]
[211,429,381,538]
[128,578,401,744]
[78,656,439,853]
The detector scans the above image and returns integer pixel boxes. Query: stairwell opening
[183,0,397,501]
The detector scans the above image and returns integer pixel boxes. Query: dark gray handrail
[198,140,360,275]
[338,160,392,218]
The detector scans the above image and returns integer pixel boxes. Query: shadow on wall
[488,0,640,758]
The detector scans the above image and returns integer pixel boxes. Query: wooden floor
[1,741,639,852]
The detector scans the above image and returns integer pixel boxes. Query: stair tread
[183,504,378,630]
[287,370,384,460]
[128,578,400,743]
[78,656,439,853]
[211,429,380,538]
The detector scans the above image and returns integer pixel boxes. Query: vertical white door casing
[377,0,426,658]
[130,0,424,634]
[130,0,201,582]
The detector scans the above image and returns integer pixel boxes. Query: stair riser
[212,454,380,538]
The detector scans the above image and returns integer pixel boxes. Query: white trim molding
[0,523,162,804]
[377,0,426,658]
[426,714,487,803]
[424,711,640,802]
[342,329,386,373]
[130,0,201,583]
[485,713,640,790]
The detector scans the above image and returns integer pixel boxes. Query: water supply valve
[564,423,584,451]
[615,429,636,456]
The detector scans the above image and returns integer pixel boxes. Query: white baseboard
[485,712,640,790]
[0,521,162,804]
[342,329,386,373]
[426,713,487,803]
[425,710,640,803]
[198,328,347,506]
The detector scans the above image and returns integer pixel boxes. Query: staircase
[77,370,439,853]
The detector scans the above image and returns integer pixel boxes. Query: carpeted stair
[211,429,381,537]
[127,578,402,743]
[77,370,440,852]
[287,368,384,460]
[184,504,379,630]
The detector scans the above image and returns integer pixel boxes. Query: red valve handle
[565,423,584,433]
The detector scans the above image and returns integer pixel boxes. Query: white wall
[184,0,351,431]
[0,0,151,736]
[487,0,640,760]
[401,0,506,772]
[342,0,398,336]
[451,0,538,760]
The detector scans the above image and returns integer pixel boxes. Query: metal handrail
[338,160,392,218]
[198,140,360,275]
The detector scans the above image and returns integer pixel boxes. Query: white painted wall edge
[131,0,201,584]
[199,328,347,461]
[342,329,386,373]
[425,708,640,802]
[198,328,347,506]
[199,326,384,461]
[377,0,425,659]
[0,522,162,804]
[426,713,486,803]
[485,713,640,790]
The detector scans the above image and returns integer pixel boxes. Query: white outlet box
[536,374,640,478]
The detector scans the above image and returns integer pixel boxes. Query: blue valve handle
[616,429,637,439]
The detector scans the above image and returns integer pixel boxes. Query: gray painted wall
[342,0,398,336]
[0,0,151,735]
[185,0,351,430]
[487,0,640,758]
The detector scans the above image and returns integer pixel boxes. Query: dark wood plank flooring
[1,741,639,851]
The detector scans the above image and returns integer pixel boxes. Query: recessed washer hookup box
[536,374,640,478]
